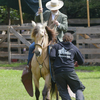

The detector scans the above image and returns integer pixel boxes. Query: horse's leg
[42,85,50,100]
[33,77,40,100]
[55,84,59,100]
[35,86,40,100]
[46,89,50,100]
[42,74,51,100]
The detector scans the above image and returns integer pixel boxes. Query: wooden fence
[0,25,32,63]
[0,25,100,64]
[8,18,100,25]
[76,27,100,63]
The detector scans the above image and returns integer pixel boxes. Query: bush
[60,0,100,18]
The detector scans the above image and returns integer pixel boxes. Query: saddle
[21,63,33,97]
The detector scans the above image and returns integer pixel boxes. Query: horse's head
[31,21,56,57]
[31,21,47,56]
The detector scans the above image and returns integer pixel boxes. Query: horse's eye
[42,36,44,38]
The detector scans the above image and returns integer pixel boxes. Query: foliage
[0,6,34,24]
[23,13,34,21]
[61,0,100,18]
[0,6,7,23]
[89,0,100,18]
[0,6,20,23]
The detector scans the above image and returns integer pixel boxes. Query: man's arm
[57,14,68,33]
[74,49,84,65]
[34,8,43,22]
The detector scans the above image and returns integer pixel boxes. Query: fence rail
[0,25,100,64]
[76,27,100,63]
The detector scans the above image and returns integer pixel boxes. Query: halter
[35,43,43,48]
[34,31,46,49]
[34,31,49,77]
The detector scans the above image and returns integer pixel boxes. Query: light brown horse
[31,21,57,100]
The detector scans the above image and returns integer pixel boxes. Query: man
[50,33,85,100]
[27,0,68,68]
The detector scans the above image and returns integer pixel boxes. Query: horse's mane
[45,26,56,42]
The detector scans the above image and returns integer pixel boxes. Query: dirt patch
[0,66,91,72]
[0,65,25,70]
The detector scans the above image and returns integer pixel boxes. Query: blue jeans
[27,42,35,65]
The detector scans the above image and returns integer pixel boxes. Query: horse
[30,21,57,100]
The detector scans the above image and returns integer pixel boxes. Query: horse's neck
[42,36,48,57]
[37,35,48,62]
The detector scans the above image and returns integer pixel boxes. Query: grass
[0,61,100,72]
[0,62,100,100]
[0,61,27,67]
[0,69,60,100]
[0,69,100,100]
[75,65,100,71]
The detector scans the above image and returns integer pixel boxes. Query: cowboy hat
[46,0,64,10]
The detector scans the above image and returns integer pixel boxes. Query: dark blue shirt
[50,42,84,73]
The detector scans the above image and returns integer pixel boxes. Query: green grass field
[0,62,100,100]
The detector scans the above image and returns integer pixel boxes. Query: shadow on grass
[80,77,100,79]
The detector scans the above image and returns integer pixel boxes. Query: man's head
[46,0,64,11]
[63,33,74,42]
[51,10,58,14]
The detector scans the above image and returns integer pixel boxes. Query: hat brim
[46,1,64,10]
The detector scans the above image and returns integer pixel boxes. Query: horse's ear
[31,21,36,27]
[44,21,47,26]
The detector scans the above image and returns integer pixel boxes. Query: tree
[60,0,100,18]
[0,6,34,25]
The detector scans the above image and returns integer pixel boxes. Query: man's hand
[38,7,43,14]
[53,20,60,26]
[74,61,79,67]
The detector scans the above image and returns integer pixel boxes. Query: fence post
[18,25,21,62]
[7,26,11,64]
[76,31,79,48]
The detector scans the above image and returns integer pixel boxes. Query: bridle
[34,30,46,49]
[35,43,43,48]
[34,31,49,76]
[34,30,51,49]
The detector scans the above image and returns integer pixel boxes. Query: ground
[0,64,25,70]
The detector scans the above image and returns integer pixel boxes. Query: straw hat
[46,0,64,10]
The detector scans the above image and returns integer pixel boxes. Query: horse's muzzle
[34,51,42,57]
